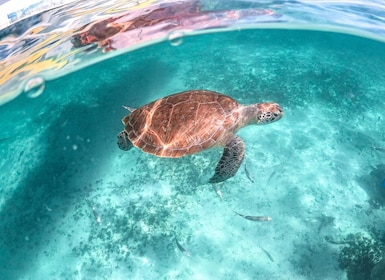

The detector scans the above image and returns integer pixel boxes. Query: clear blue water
[1,1,385,280]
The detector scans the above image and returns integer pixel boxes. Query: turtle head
[255,102,283,124]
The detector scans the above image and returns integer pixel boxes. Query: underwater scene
[1,1,385,280]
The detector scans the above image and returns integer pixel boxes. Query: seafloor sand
[0,29,384,280]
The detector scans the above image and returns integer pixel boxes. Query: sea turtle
[117,90,283,183]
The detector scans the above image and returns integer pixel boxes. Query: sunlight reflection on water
[1,0,385,105]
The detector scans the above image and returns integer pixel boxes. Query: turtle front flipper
[209,135,245,183]
[117,131,133,151]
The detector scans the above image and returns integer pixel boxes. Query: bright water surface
[1,1,385,279]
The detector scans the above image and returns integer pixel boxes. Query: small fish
[244,164,254,183]
[85,198,101,224]
[212,185,223,200]
[259,246,275,262]
[267,170,276,185]
[234,211,272,222]
[373,145,385,152]
[174,233,191,258]
[122,105,136,112]
[324,235,349,245]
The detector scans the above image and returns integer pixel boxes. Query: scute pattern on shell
[123,90,240,157]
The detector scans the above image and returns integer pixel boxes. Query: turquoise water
[1,18,385,280]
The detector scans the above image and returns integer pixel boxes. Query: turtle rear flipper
[117,131,133,151]
[209,135,245,183]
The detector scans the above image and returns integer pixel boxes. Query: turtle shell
[122,90,240,157]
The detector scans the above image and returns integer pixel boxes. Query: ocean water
[1,1,385,280]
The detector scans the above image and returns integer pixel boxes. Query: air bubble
[24,76,45,98]
[168,31,184,46]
